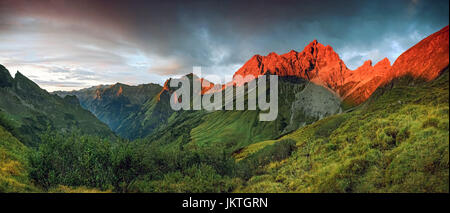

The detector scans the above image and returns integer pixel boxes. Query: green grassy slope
[235,69,449,193]
[0,126,37,192]
[144,76,340,152]
[116,88,175,140]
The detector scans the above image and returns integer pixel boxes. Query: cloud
[0,0,448,91]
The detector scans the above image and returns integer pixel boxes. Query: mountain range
[0,67,115,146]
[55,26,448,142]
[233,25,449,105]
[1,25,448,193]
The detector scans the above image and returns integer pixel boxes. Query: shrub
[29,130,113,190]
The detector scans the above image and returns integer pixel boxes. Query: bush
[128,164,237,193]
[29,130,113,190]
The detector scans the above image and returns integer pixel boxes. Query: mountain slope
[55,83,163,135]
[390,25,449,80]
[114,80,175,139]
[0,126,36,192]
[235,68,449,193]
[142,75,342,151]
[0,65,115,146]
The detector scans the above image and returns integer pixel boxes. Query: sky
[0,0,448,91]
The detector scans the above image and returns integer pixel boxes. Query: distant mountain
[113,79,176,139]
[54,83,163,136]
[0,66,115,146]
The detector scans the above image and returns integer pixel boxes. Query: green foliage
[1,65,448,193]
[29,130,114,190]
[28,130,238,192]
[127,164,238,193]
[111,142,237,192]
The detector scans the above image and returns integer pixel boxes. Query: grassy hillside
[0,65,115,146]
[115,87,175,140]
[0,126,36,192]
[235,69,449,193]
[144,76,341,152]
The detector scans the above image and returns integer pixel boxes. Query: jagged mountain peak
[376,57,391,66]
[0,64,14,87]
[13,71,43,93]
[231,25,448,105]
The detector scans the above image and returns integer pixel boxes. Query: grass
[235,70,449,193]
[47,185,112,193]
[0,126,37,192]
[233,140,278,161]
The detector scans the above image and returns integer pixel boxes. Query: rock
[230,25,449,106]
[391,25,449,81]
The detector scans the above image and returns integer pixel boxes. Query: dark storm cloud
[0,0,448,90]
[104,0,449,67]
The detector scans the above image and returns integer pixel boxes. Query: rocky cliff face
[232,39,387,105]
[231,25,449,105]
[233,40,348,89]
[390,25,449,81]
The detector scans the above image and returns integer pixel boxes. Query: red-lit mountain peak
[160,26,448,106]
[231,26,448,105]
[233,39,349,89]
[391,25,449,81]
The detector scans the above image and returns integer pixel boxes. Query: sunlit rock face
[231,25,449,105]
[390,25,449,81]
